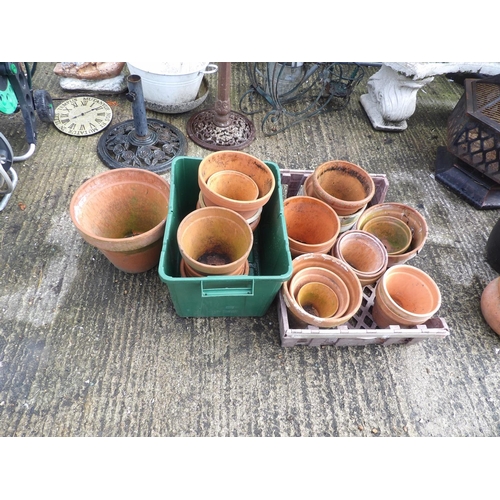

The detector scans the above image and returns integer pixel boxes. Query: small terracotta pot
[177,206,253,276]
[372,265,441,328]
[206,169,259,202]
[283,195,340,257]
[311,160,375,216]
[296,281,339,318]
[480,277,500,336]
[282,253,363,328]
[356,202,428,267]
[332,230,388,286]
[69,168,170,273]
[362,215,412,256]
[198,150,275,219]
[290,266,350,320]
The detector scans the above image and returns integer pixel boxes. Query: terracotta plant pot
[480,276,500,336]
[356,202,428,267]
[372,264,441,328]
[198,150,276,219]
[282,253,363,328]
[290,266,350,320]
[296,281,339,318]
[283,195,340,257]
[177,206,253,276]
[198,191,262,232]
[69,168,170,273]
[206,169,259,202]
[362,215,412,256]
[311,160,375,216]
[332,229,388,286]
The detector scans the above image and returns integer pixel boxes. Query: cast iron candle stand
[97,74,187,174]
[186,63,255,151]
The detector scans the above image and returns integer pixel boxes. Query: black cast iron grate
[447,76,500,182]
[436,75,500,209]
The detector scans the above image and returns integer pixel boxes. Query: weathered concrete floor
[1,62,499,437]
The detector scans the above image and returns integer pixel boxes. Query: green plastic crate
[159,156,293,317]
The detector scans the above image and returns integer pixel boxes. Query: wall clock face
[53,96,113,136]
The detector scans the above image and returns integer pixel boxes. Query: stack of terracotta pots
[281,159,443,330]
[177,150,276,277]
[177,206,254,277]
[304,160,376,233]
[332,230,388,286]
[197,150,276,232]
[282,253,364,328]
[356,202,428,267]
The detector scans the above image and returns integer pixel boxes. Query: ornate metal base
[97,118,187,174]
[186,109,255,151]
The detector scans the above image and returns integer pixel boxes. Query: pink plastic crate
[277,169,450,347]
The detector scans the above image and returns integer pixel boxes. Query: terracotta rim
[311,160,375,216]
[198,150,276,213]
[69,167,170,252]
[356,202,428,266]
[376,264,441,322]
[332,229,388,285]
[177,206,253,275]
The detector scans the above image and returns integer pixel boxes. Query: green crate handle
[201,280,255,297]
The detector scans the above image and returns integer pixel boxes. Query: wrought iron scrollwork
[239,62,365,136]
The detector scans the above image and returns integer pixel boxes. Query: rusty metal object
[186,63,255,151]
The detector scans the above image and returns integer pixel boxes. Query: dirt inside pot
[197,251,233,266]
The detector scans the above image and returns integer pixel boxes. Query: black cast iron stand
[98,74,187,174]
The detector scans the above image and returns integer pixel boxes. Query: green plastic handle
[201,280,254,297]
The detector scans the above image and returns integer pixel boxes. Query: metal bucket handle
[202,64,218,75]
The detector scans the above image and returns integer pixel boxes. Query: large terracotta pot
[198,150,275,219]
[311,160,375,216]
[69,168,170,273]
[480,276,500,336]
[282,253,363,328]
[283,195,340,257]
[332,229,388,286]
[177,206,253,276]
[372,265,441,328]
[356,202,428,267]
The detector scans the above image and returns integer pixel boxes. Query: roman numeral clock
[53,96,113,136]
